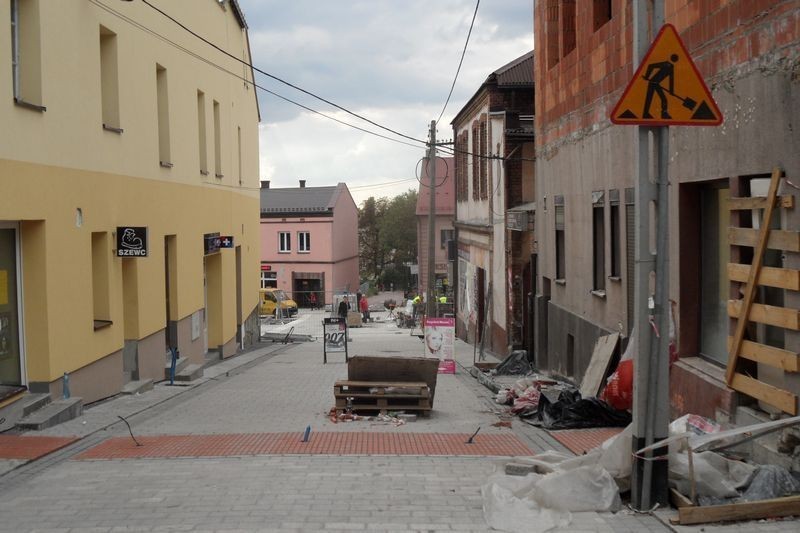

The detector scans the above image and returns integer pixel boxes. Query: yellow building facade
[0,0,261,403]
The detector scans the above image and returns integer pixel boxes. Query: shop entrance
[293,275,323,308]
[0,224,25,399]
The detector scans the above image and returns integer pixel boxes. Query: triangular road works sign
[611,24,722,126]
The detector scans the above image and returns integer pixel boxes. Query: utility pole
[426,120,437,318]
[631,0,670,510]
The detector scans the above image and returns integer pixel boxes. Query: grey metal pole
[426,120,437,318]
[631,0,669,511]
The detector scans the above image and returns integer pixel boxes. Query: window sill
[160,161,174,168]
[298,250,311,254]
[278,251,291,254]
[102,124,123,134]
[554,279,566,286]
[93,319,113,331]
[200,170,209,176]
[215,173,224,179]
[14,98,46,112]
[591,289,607,299]
[608,276,621,283]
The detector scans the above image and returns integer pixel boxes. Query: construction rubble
[481,413,800,532]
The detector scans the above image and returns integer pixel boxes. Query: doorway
[0,224,25,397]
[476,267,486,342]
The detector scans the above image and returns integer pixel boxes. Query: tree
[358,189,418,290]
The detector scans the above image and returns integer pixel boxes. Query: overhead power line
[89,0,423,151]
[139,0,429,147]
[436,0,480,125]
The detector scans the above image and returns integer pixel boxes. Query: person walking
[359,294,369,322]
[309,291,317,310]
[337,296,350,320]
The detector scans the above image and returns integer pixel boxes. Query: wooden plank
[334,380,428,389]
[728,263,800,291]
[728,195,794,210]
[580,332,620,398]
[676,495,800,526]
[727,337,800,372]
[728,300,800,330]
[728,227,800,252]
[726,167,783,385]
[669,488,692,509]
[730,373,797,415]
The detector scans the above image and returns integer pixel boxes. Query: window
[592,192,605,292]
[440,229,454,249]
[237,126,242,185]
[298,231,310,252]
[609,190,621,278]
[593,0,612,31]
[260,270,277,289]
[546,0,559,69]
[11,0,43,109]
[479,119,488,200]
[91,232,111,328]
[555,197,565,281]
[156,64,171,166]
[99,26,120,131]
[213,100,222,178]
[278,232,291,253]
[562,0,576,57]
[625,188,635,333]
[197,90,208,175]
[471,124,479,201]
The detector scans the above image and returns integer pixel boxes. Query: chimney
[299,179,306,188]
[261,180,270,189]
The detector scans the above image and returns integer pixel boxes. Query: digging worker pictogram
[642,54,678,119]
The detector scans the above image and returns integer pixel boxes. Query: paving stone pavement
[1,304,797,532]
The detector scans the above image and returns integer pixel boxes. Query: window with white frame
[260,270,277,289]
[278,232,291,252]
[298,231,310,252]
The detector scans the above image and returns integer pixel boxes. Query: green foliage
[358,189,418,289]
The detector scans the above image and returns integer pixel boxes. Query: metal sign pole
[631,0,670,510]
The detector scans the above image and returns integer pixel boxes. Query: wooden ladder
[727,167,799,414]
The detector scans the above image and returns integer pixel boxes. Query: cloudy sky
[236,0,533,205]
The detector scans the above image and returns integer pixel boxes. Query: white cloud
[240,0,533,202]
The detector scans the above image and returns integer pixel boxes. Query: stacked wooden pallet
[333,380,431,416]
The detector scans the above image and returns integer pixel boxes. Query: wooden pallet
[727,167,799,415]
[333,380,431,416]
[670,488,800,526]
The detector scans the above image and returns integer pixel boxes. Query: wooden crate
[334,380,431,416]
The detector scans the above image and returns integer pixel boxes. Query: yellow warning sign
[611,24,722,126]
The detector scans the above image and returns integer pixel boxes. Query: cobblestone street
[0,317,796,532]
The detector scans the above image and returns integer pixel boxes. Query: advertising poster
[425,317,455,374]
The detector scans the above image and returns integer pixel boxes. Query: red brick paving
[549,427,624,455]
[75,432,534,460]
[0,435,77,460]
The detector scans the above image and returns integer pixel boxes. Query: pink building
[259,181,359,307]
[416,157,455,298]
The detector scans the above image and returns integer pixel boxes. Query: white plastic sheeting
[481,428,630,532]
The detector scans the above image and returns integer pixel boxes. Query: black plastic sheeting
[522,389,631,430]
[494,350,533,375]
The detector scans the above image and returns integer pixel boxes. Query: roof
[491,51,535,86]
[229,0,247,29]
[451,50,534,126]
[261,183,351,216]
[416,157,455,216]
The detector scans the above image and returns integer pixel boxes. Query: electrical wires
[436,0,480,125]
[139,0,429,147]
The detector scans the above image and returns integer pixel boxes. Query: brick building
[534,1,799,422]
[452,51,535,357]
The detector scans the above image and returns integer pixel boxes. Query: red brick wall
[534,0,799,150]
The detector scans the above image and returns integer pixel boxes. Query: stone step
[22,393,52,417]
[164,356,190,380]
[16,398,83,431]
[120,379,154,395]
[173,364,204,383]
